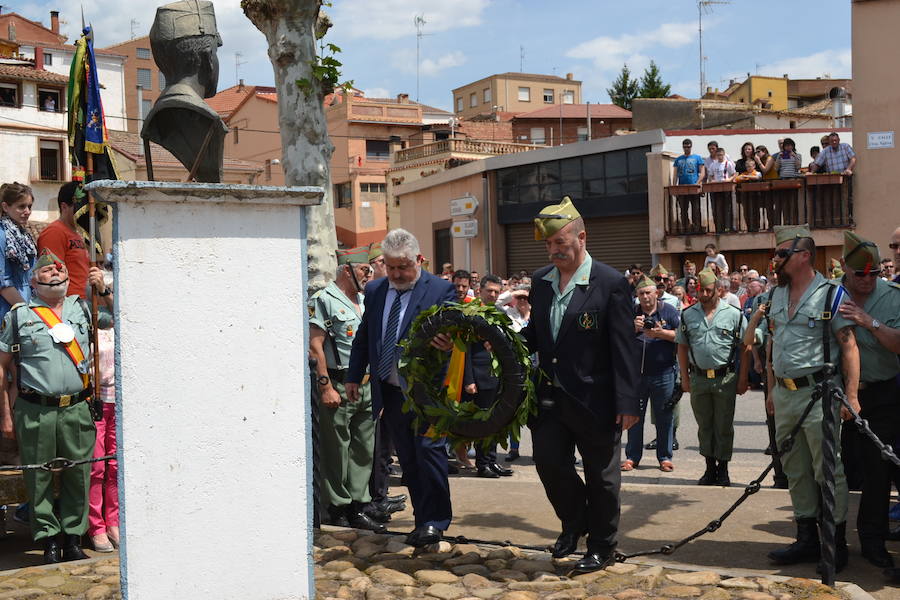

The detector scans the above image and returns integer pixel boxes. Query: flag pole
[86,151,101,405]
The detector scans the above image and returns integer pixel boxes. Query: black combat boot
[43,536,61,564]
[325,504,350,527]
[768,518,820,565]
[698,456,718,486]
[61,534,88,561]
[716,460,731,487]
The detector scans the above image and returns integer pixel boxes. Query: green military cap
[635,276,656,290]
[534,196,581,241]
[842,231,880,273]
[368,242,383,262]
[33,248,65,271]
[698,268,717,287]
[336,246,369,266]
[150,0,222,46]
[650,264,669,277]
[774,223,812,246]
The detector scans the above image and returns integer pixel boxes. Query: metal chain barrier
[613,389,823,562]
[0,454,114,473]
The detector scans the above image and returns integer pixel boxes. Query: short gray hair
[381,229,420,262]
[716,278,730,289]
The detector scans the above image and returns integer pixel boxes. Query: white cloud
[363,87,391,98]
[566,21,698,72]
[725,49,851,81]
[332,0,489,41]
[392,49,466,77]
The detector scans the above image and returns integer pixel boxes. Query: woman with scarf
[0,183,36,319]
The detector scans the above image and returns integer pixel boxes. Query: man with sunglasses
[833,232,900,569]
[649,264,681,310]
[308,246,384,531]
[765,225,860,573]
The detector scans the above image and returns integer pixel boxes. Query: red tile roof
[0,64,68,84]
[207,84,278,119]
[107,129,262,172]
[512,104,631,120]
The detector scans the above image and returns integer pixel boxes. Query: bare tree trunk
[243,0,336,293]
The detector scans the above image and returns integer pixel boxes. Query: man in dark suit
[524,197,641,573]
[346,228,457,547]
[463,274,514,479]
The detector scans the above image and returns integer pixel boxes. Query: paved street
[385,390,897,599]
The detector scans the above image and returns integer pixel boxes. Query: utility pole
[520,45,525,72]
[414,15,426,103]
[697,0,730,130]
[130,19,140,40]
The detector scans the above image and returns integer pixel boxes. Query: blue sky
[16,0,852,112]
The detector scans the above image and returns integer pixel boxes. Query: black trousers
[464,388,498,470]
[368,416,393,504]
[856,379,900,543]
[532,387,621,553]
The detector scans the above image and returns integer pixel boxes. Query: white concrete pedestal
[86,181,324,600]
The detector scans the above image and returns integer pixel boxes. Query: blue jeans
[625,368,676,464]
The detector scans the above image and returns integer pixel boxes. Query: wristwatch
[871,319,881,331]
[98,288,112,297]
[317,375,331,387]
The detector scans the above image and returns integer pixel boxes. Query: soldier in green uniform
[833,232,900,569]
[309,246,384,532]
[368,242,386,279]
[765,224,860,572]
[739,282,788,489]
[0,249,112,563]
[676,268,745,487]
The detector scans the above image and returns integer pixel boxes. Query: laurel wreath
[398,301,536,449]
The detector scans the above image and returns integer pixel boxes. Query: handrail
[394,139,541,164]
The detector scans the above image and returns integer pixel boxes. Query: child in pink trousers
[88,327,118,551]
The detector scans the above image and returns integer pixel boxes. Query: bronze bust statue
[141,0,227,183]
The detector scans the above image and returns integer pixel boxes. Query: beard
[776,269,791,286]
[35,278,69,301]
[391,267,421,291]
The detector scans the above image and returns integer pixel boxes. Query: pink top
[98,328,115,402]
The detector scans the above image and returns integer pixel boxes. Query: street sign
[451,219,478,239]
[449,194,479,216]
[867,131,895,149]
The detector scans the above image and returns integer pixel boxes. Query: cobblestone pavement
[0,557,120,599]
[315,528,863,600]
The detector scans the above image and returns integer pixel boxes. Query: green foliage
[398,301,536,450]
[638,60,672,99]
[606,64,639,111]
[296,39,354,98]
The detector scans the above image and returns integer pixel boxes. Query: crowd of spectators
[672,133,856,233]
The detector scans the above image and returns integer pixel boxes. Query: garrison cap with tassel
[842,231,880,273]
[698,268,718,287]
[534,196,581,241]
[774,223,812,246]
[336,246,370,266]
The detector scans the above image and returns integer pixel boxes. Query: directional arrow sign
[451,219,478,239]
[449,194,479,216]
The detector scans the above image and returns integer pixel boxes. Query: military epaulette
[9,302,25,311]
[888,281,900,291]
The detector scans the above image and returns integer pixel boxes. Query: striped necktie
[378,289,407,381]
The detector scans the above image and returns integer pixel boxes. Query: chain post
[310,356,322,529]
[818,363,837,587]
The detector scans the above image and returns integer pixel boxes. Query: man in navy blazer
[523,197,641,573]
[346,228,457,547]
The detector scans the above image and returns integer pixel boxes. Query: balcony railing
[664,174,853,236]
[393,139,541,164]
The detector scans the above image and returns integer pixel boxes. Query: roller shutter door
[505,215,651,275]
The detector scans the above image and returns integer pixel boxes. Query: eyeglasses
[774,248,801,258]
[739,267,748,272]
[852,270,882,278]
[890,243,900,250]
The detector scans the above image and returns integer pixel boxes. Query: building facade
[99,36,165,133]
[451,72,582,119]
[510,103,632,146]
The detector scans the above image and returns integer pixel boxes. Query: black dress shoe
[477,467,500,478]
[644,438,658,450]
[489,463,513,476]
[386,494,407,503]
[325,505,351,527]
[571,550,615,573]
[861,543,895,569]
[550,531,580,558]
[61,534,88,561]
[347,507,388,533]
[672,438,679,451]
[43,537,61,564]
[405,525,442,548]
[504,449,520,462]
